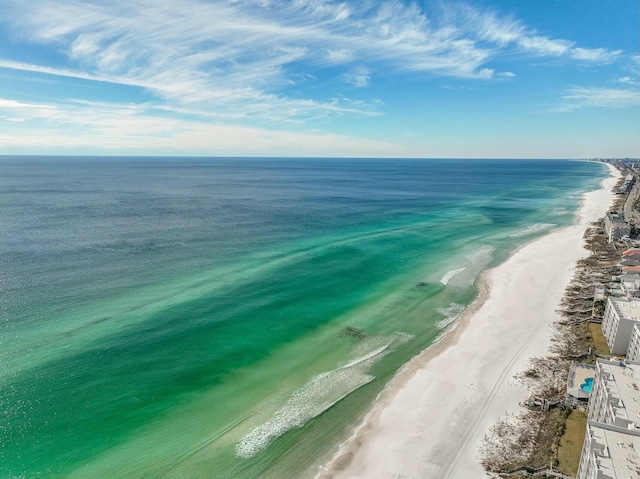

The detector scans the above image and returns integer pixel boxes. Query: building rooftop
[609,298,640,322]
[585,421,640,478]
[597,360,640,427]
[608,211,627,223]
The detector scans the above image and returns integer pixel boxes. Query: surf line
[235,344,391,458]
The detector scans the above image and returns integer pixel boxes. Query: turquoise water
[0,158,606,478]
[581,377,594,394]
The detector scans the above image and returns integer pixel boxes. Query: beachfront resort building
[576,421,640,479]
[620,274,640,298]
[576,359,640,479]
[587,359,640,429]
[605,211,631,243]
[592,249,640,304]
[619,174,636,194]
[628,324,640,362]
[594,285,607,302]
[601,297,640,356]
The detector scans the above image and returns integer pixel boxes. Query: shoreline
[316,163,620,479]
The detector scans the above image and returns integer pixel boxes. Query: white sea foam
[340,344,389,369]
[393,331,414,344]
[508,223,555,238]
[440,268,465,285]
[465,245,495,264]
[435,303,466,329]
[439,246,496,290]
[235,341,394,458]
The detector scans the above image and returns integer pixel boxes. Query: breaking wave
[235,340,396,458]
[508,223,555,238]
[441,246,495,289]
[435,303,466,329]
[440,268,465,285]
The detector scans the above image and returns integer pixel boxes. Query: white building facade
[587,359,640,428]
[577,359,640,478]
[577,421,640,479]
[604,211,631,243]
[628,324,640,362]
[601,297,640,356]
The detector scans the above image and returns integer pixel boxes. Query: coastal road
[623,174,640,225]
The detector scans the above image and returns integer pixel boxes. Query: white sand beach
[318,164,620,479]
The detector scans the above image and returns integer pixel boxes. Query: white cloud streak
[557,86,640,112]
[0,0,629,153]
[342,66,371,87]
[1,1,621,94]
[0,96,407,156]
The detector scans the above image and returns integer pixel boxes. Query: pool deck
[567,363,596,391]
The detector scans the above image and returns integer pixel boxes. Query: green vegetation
[588,322,611,357]
[557,410,587,476]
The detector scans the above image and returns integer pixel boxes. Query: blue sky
[0,0,638,158]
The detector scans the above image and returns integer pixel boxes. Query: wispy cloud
[1,1,622,95]
[556,86,640,112]
[342,67,372,87]
[325,49,355,65]
[455,4,622,62]
[0,0,631,153]
[0,96,407,156]
[570,47,620,62]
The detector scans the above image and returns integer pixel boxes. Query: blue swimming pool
[580,377,594,394]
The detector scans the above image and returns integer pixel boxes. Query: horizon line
[0,155,634,161]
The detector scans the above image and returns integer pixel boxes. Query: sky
[0,0,638,158]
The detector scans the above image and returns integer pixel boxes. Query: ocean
[0,157,606,478]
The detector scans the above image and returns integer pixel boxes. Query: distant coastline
[316,161,618,479]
